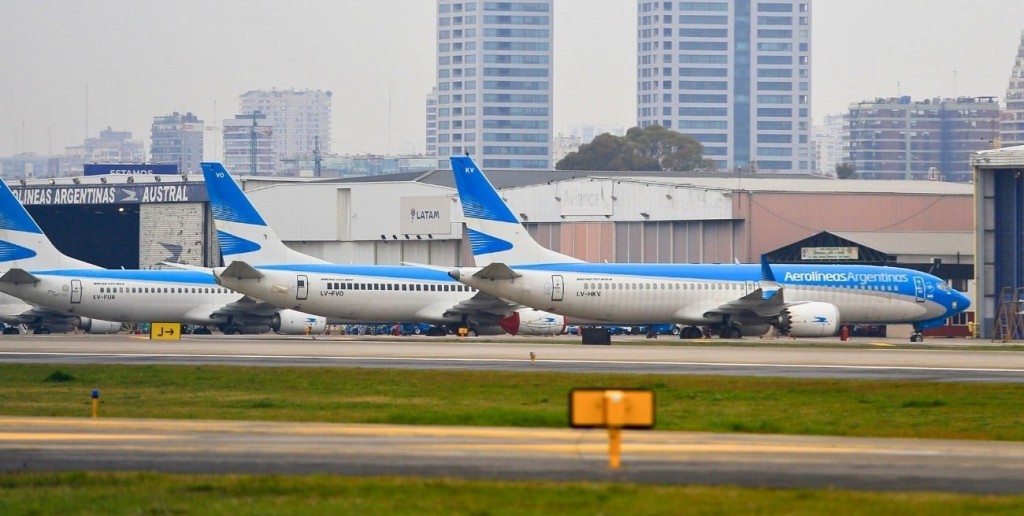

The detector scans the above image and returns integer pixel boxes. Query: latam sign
[400,196,450,235]
[84,164,179,176]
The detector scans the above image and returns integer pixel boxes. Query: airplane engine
[498,308,567,336]
[79,318,122,334]
[271,310,327,335]
[777,302,841,338]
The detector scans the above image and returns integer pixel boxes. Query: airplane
[201,161,565,336]
[0,177,326,335]
[445,155,971,342]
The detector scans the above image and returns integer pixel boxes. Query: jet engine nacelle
[271,310,327,335]
[498,308,567,336]
[777,302,841,338]
[79,318,122,334]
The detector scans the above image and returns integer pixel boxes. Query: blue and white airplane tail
[201,162,327,266]
[0,178,97,271]
[450,155,581,266]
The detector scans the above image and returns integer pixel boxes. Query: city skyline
[2,1,1024,162]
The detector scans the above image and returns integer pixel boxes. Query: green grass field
[4,363,1024,512]
[2,472,1024,515]
[3,363,1024,440]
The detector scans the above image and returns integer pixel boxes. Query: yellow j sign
[150,322,182,341]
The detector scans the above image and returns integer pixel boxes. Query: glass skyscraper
[637,1,812,173]
[435,1,553,170]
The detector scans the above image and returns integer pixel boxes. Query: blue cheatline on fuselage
[29,269,220,285]
[216,230,262,256]
[255,263,461,283]
[201,162,268,226]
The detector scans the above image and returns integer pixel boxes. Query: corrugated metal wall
[139,203,206,268]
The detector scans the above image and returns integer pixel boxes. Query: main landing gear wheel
[680,326,703,339]
[720,326,742,340]
[910,332,923,343]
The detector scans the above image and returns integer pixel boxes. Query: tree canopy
[556,125,714,172]
[835,162,857,179]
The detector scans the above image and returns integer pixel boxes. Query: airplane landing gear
[910,332,923,343]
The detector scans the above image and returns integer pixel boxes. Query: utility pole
[313,135,322,177]
[249,112,257,176]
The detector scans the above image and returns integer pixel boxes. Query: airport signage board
[400,196,451,235]
[800,247,859,260]
[12,184,209,205]
[84,164,179,176]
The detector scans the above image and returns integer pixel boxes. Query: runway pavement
[1,333,1023,382]
[3,416,1024,493]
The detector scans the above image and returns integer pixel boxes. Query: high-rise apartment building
[151,112,204,173]
[812,113,844,177]
[846,96,1000,182]
[637,1,812,173]
[1002,30,1024,147]
[435,0,553,170]
[222,112,275,176]
[238,89,332,173]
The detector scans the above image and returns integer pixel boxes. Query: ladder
[991,287,1024,342]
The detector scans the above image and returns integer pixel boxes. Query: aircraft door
[914,276,925,302]
[296,275,309,300]
[551,275,564,302]
[70,279,82,304]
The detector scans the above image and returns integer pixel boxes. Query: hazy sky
[1,1,1023,160]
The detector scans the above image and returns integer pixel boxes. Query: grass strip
[3,364,1024,440]
[2,472,1024,515]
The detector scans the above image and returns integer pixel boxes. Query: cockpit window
[936,282,950,292]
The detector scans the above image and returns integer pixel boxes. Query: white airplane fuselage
[1,270,242,325]
[216,266,478,324]
[452,264,962,326]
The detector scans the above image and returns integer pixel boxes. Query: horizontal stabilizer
[0,268,40,285]
[219,261,264,281]
[473,262,521,281]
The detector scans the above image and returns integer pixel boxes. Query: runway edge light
[569,388,655,470]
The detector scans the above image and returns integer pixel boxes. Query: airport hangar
[10,164,974,336]
[972,145,1024,339]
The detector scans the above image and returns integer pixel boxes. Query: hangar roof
[310,168,971,196]
[829,231,973,257]
[972,144,1024,167]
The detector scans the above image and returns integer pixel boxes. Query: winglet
[760,255,781,300]
[760,254,777,282]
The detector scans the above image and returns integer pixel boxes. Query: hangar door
[139,203,206,268]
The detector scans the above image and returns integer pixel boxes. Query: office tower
[426,87,439,157]
[435,0,553,170]
[222,112,275,176]
[151,112,204,173]
[1002,30,1024,147]
[846,96,1000,182]
[637,1,812,173]
[238,89,332,173]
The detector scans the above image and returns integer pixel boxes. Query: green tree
[835,162,857,179]
[556,125,712,172]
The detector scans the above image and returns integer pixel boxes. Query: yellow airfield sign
[150,322,182,340]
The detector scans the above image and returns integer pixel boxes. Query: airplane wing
[702,287,787,319]
[212,295,281,319]
[444,290,521,321]
[218,261,265,281]
[472,262,522,280]
[0,268,40,285]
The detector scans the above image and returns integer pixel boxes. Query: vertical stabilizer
[0,179,97,271]
[201,162,326,265]
[449,155,580,266]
